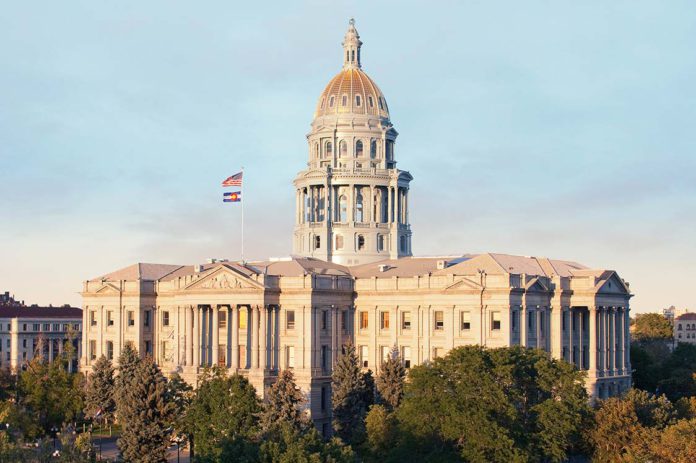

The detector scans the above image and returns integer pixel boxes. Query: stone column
[568,309,574,366]
[260,306,268,370]
[185,306,191,366]
[231,306,239,369]
[226,306,232,368]
[589,306,597,373]
[251,306,259,369]
[193,307,200,368]
[274,306,280,369]
[617,307,625,373]
[212,306,219,366]
[520,305,527,347]
[331,307,339,367]
[624,307,631,375]
[608,308,615,374]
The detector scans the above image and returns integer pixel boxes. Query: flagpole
[241,166,245,264]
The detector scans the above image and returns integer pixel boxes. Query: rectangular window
[380,311,390,330]
[433,347,443,358]
[73,323,79,331]
[321,345,329,371]
[286,311,295,330]
[43,323,50,331]
[359,311,368,330]
[286,346,295,368]
[341,310,347,331]
[89,340,96,360]
[90,311,97,326]
[106,341,114,360]
[528,311,533,330]
[360,345,368,368]
[512,311,517,331]
[321,386,327,411]
[434,311,444,330]
[163,311,170,327]
[402,311,411,330]
[402,346,411,369]
[539,311,544,334]
[107,311,114,326]
[239,309,248,329]
[321,311,328,330]
[144,310,151,328]
[53,323,60,331]
[461,311,471,331]
[32,323,39,331]
[562,311,567,332]
[22,339,27,348]
[63,324,69,331]
[127,311,135,326]
[22,324,27,332]
[492,311,501,331]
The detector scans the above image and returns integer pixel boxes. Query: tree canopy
[632,313,673,341]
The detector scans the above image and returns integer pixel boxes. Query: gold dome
[314,68,389,119]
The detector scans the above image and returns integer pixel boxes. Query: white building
[674,313,696,345]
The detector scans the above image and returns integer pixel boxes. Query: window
[511,311,517,331]
[326,141,333,157]
[314,236,321,250]
[22,324,26,332]
[144,310,151,328]
[321,310,328,330]
[22,339,27,348]
[218,310,226,328]
[380,311,390,330]
[342,95,347,106]
[321,345,329,371]
[239,345,247,367]
[355,95,361,107]
[562,311,567,332]
[145,341,152,355]
[357,235,365,250]
[402,312,411,330]
[377,234,385,252]
[320,97,325,109]
[89,340,96,360]
[402,346,411,369]
[286,346,295,368]
[434,311,444,330]
[321,386,327,411]
[32,323,39,332]
[359,311,369,330]
[163,311,170,327]
[360,345,369,368]
[90,311,97,326]
[43,323,50,331]
[335,234,344,250]
[433,347,443,358]
[53,323,60,331]
[329,96,334,107]
[341,311,347,331]
[355,140,363,156]
[378,97,384,110]
[286,311,295,330]
[368,95,374,107]
[356,191,364,222]
[127,311,135,327]
[239,309,248,329]
[461,312,471,330]
[107,311,114,326]
[370,140,377,158]
[106,341,114,360]
[400,235,407,252]
[338,195,348,222]
[491,311,501,331]
[528,311,533,330]
[339,140,347,157]
[73,323,79,331]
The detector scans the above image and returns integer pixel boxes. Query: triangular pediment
[184,265,264,291]
[95,283,121,294]
[597,273,629,294]
[525,277,549,292]
[445,277,482,291]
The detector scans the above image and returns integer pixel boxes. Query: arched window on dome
[355,95,361,107]
[342,95,348,106]
[355,190,364,222]
[320,97,325,109]
[329,96,335,107]
[339,140,348,158]
[355,140,363,157]
[370,140,377,158]
[368,96,374,108]
[338,195,348,223]
[378,97,384,110]
[326,141,333,157]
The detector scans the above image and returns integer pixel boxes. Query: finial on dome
[342,18,362,70]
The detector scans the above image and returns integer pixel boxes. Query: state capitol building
[80,20,632,432]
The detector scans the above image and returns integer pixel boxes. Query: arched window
[356,140,363,157]
[370,140,377,158]
[326,141,333,157]
[329,96,335,107]
[356,190,364,222]
[320,97,325,109]
[335,234,344,250]
[355,95,361,107]
[386,140,393,160]
[314,236,321,250]
[378,97,384,110]
[339,140,347,158]
[314,142,319,158]
[368,96,374,107]
[377,234,385,252]
[357,235,365,250]
[339,195,348,222]
[381,189,388,222]
[342,95,348,106]
[400,235,407,252]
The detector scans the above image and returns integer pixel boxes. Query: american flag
[222,171,243,187]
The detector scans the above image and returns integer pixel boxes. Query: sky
[1,1,694,312]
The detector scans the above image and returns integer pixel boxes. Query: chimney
[194,264,203,273]
[436,260,448,270]
[378,264,390,273]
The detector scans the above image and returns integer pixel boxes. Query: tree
[375,346,405,410]
[259,422,355,463]
[167,372,193,441]
[114,342,140,416]
[652,418,696,463]
[84,355,115,423]
[658,343,696,400]
[117,356,175,463]
[259,370,310,435]
[332,343,372,444]
[365,404,397,459]
[394,346,591,463]
[632,313,673,341]
[185,367,261,462]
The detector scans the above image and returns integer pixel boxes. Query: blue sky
[1,1,694,312]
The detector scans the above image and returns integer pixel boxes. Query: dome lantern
[342,18,362,70]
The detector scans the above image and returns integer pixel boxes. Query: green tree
[259,422,355,463]
[84,355,115,423]
[332,343,372,444]
[394,346,591,463]
[632,313,673,341]
[259,369,310,435]
[117,356,175,463]
[652,418,696,463]
[167,372,193,442]
[114,342,141,417]
[185,367,261,462]
[365,404,397,459]
[375,346,405,410]
[658,343,696,400]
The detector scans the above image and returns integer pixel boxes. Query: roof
[93,263,184,282]
[314,68,389,119]
[676,313,696,321]
[0,306,82,319]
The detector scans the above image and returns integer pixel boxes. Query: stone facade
[80,20,632,430]
[674,313,696,345]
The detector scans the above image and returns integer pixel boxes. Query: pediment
[95,283,121,294]
[184,266,264,291]
[597,273,629,294]
[445,277,482,291]
[525,277,549,292]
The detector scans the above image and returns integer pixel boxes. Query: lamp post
[50,426,58,449]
